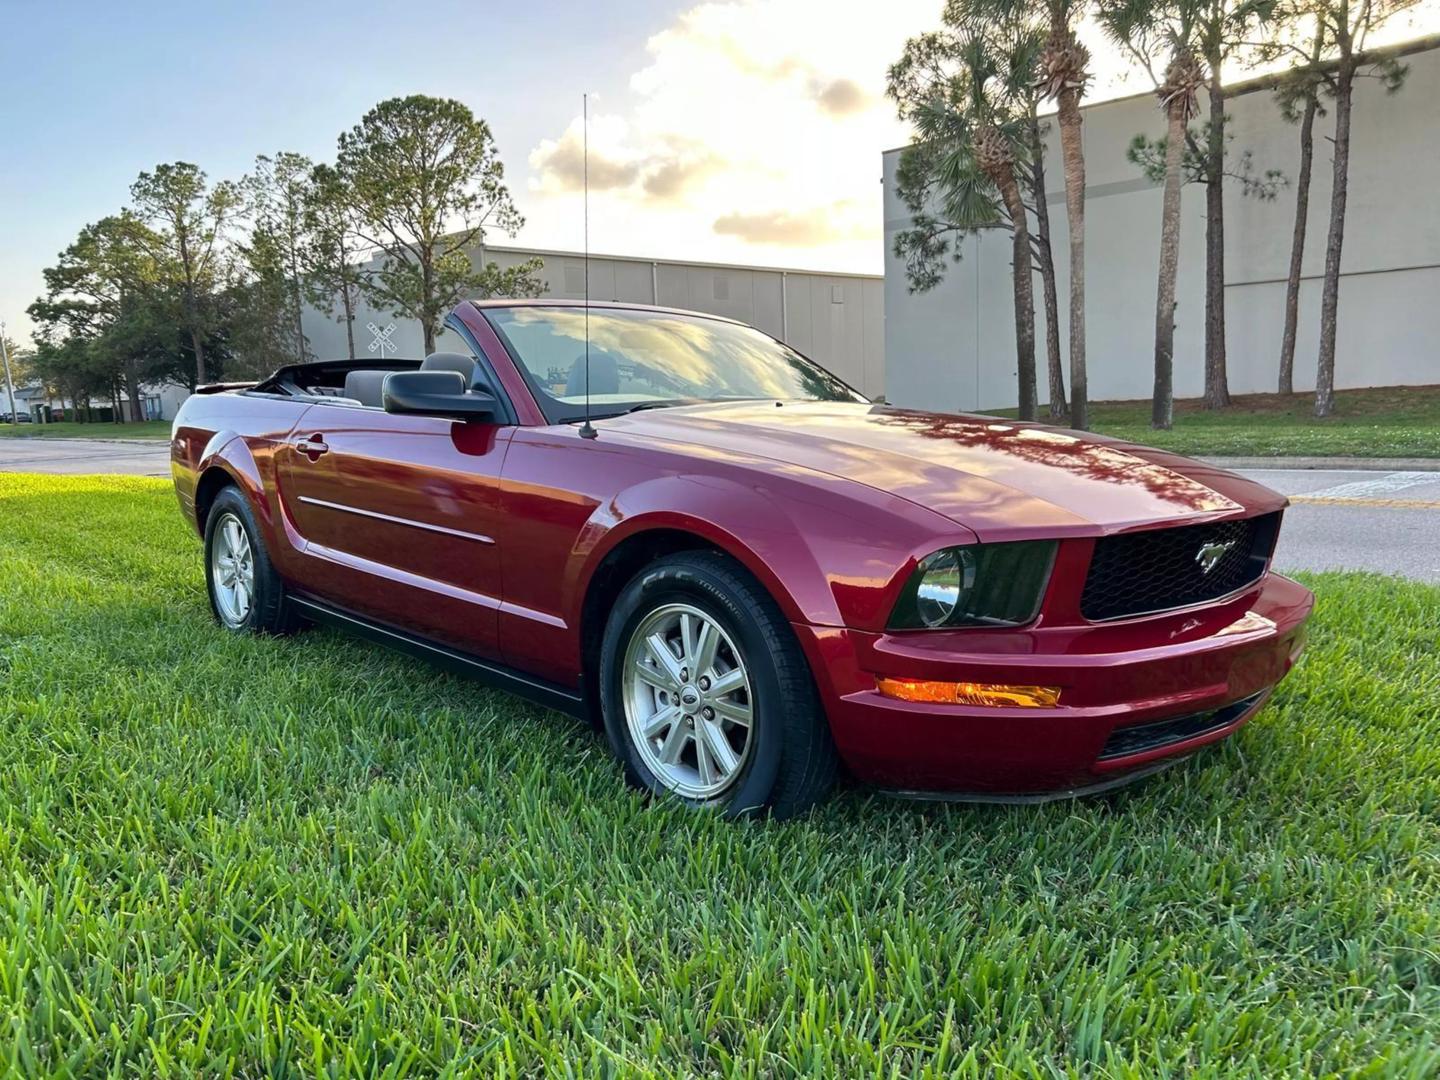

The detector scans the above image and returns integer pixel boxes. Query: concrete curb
[1201,456,1440,472]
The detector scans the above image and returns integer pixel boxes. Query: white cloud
[813,78,869,116]
[529,118,720,203]
[713,203,868,245]
[519,0,939,272]
[529,119,641,193]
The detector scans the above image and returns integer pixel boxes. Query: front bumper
[794,572,1313,795]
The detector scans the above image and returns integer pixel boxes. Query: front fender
[568,470,977,632]
[572,473,838,627]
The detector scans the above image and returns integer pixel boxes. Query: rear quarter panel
[171,393,313,565]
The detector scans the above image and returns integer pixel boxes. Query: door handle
[295,433,329,461]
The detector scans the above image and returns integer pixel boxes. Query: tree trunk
[1029,112,1067,419]
[291,276,308,362]
[1278,93,1316,397]
[1203,76,1229,408]
[1057,88,1087,430]
[422,261,437,355]
[1315,69,1353,419]
[179,231,207,386]
[343,290,357,360]
[997,168,1038,421]
[125,358,143,422]
[1152,101,1189,430]
[340,237,358,360]
[190,325,207,385]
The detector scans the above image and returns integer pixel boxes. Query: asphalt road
[1,439,1435,581]
[0,437,171,477]
[1233,468,1440,582]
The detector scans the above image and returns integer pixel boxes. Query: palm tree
[1256,1,1412,414]
[995,17,1069,418]
[1150,49,1206,428]
[889,24,1043,419]
[1026,112,1069,420]
[1192,0,1274,409]
[1098,0,1205,430]
[1306,0,1413,417]
[1033,0,1092,429]
[1273,22,1327,396]
[974,116,1040,420]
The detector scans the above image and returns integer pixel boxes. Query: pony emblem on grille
[1195,539,1236,575]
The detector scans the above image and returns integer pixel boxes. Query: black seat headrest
[343,369,391,408]
[421,352,477,387]
[565,351,620,396]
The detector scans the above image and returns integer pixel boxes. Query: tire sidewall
[203,488,281,634]
[600,559,785,816]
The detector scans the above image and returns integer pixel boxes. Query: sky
[3,0,1437,349]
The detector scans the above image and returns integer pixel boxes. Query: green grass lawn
[996,384,1440,458]
[0,419,172,440]
[2,473,1437,1076]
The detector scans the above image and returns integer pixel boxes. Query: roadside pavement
[0,437,171,477]
[1234,468,1440,582]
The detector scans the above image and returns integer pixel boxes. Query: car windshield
[484,306,866,424]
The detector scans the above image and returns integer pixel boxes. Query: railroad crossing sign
[367,321,398,359]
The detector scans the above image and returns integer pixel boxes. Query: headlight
[913,548,975,627]
[889,540,1056,630]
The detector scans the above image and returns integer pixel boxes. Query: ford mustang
[171,299,1313,817]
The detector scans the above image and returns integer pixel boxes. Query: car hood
[600,401,1286,539]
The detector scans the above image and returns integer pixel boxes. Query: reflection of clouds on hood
[519,0,940,270]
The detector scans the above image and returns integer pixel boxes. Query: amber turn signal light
[876,677,1062,709]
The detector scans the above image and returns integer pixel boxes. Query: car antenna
[578,91,598,440]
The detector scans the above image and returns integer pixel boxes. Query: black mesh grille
[1081,513,1279,621]
[1099,692,1266,761]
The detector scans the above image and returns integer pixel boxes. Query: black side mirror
[383,371,499,422]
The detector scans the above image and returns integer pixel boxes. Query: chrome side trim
[297,495,495,545]
[302,539,501,610]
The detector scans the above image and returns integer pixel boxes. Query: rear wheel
[599,551,838,818]
[203,487,300,635]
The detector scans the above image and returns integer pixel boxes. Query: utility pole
[0,321,18,426]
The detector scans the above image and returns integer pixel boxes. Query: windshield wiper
[624,396,769,414]
[620,398,698,414]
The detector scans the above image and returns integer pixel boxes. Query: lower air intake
[1098,692,1266,761]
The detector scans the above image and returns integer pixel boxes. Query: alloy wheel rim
[211,513,255,626]
[621,602,754,800]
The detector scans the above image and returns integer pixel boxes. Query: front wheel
[599,551,838,818]
[203,486,301,635]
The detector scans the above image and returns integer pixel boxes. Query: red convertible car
[171,299,1312,816]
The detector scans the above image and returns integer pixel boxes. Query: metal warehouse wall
[301,246,885,399]
[882,39,1440,412]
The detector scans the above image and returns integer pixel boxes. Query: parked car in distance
[171,300,1313,817]
[1,411,32,422]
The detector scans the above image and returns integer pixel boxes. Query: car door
[276,398,513,659]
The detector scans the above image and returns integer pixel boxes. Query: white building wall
[883,40,1440,412]
[302,245,886,399]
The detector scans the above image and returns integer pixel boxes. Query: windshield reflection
[485,306,865,424]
